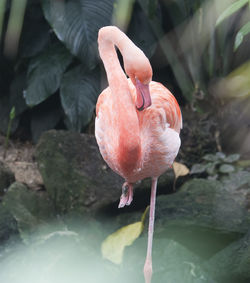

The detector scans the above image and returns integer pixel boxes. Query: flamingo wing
[126,80,182,180]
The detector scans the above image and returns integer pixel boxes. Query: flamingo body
[96,79,182,183]
[95,26,182,283]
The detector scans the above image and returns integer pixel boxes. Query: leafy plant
[215,0,250,51]
[101,206,149,264]
[0,0,249,141]
[190,152,241,179]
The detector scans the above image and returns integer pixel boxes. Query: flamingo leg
[144,177,158,283]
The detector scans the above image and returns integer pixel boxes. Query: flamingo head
[124,49,153,111]
[135,78,151,111]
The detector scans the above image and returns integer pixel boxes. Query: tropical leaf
[60,65,100,132]
[224,153,240,163]
[101,207,148,264]
[20,13,50,58]
[202,153,219,162]
[127,2,158,58]
[101,221,143,264]
[219,164,235,173]
[42,0,114,69]
[234,21,250,51]
[137,0,194,101]
[190,163,208,174]
[216,0,249,26]
[215,152,226,160]
[24,43,73,107]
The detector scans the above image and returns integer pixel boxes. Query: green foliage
[234,21,250,50]
[0,0,249,141]
[25,43,73,107]
[190,152,241,179]
[215,0,250,52]
[60,65,100,131]
[42,0,114,69]
[216,0,249,26]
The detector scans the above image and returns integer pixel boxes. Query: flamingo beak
[135,78,151,111]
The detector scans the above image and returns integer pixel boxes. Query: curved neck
[98,26,135,99]
[98,26,141,175]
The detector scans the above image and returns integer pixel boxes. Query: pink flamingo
[95,26,182,283]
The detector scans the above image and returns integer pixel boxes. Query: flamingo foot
[144,257,152,283]
[118,182,133,208]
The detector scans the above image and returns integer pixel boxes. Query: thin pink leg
[144,177,158,283]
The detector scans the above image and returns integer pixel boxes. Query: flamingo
[95,26,182,283]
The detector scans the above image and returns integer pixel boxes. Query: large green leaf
[127,2,158,58]
[20,7,51,58]
[234,21,250,51]
[137,0,194,101]
[60,65,100,132]
[42,0,114,69]
[216,0,249,26]
[24,43,73,107]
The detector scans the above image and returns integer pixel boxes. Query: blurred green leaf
[216,0,249,26]
[202,154,218,162]
[60,65,100,132]
[4,0,27,57]
[127,3,158,58]
[215,152,226,160]
[42,0,114,69]
[112,0,134,30]
[24,43,73,107]
[137,0,194,101]
[206,162,217,175]
[101,221,143,264]
[219,164,235,173]
[101,207,148,264]
[217,60,250,98]
[9,106,16,120]
[224,154,240,163]
[234,21,250,51]
[190,163,208,174]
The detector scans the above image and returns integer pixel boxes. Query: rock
[122,237,218,283]
[204,229,250,283]
[155,177,250,235]
[0,219,216,283]
[35,130,124,213]
[0,225,119,283]
[0,161,15,195]
[0,205,18,243]
[2,182,55,241]
[35,130,176,214]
